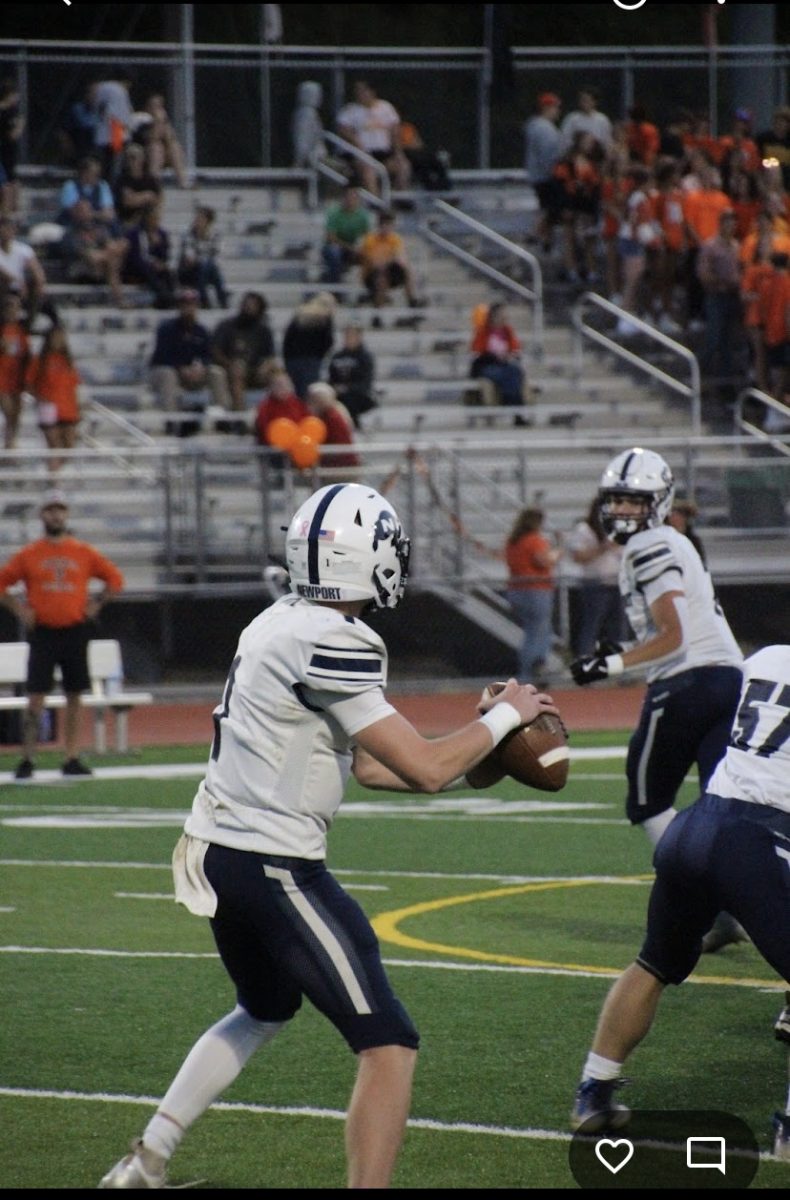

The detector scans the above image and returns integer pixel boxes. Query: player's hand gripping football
[477,677,559,724]
[569,638,623,687]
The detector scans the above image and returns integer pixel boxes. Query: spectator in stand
[177,206,228,309]
[553,130,604,283]
[759,253,790,421]
[682,165,733,330]
[57,155,119,231]
[0,290,29,451]
[25,325,82,474]
[615,164,659,337]
[0,77,24,217]
[728,169,762,243]
[666,498,707,566]
[92,76,135,183]
[306,381,360,469]
[559,86,612,156]
[113,142,162,229]
[523,92,563,252]
[149,288,212,412]
[283,292,336,399]
[565,495,624,658]
[470,301,527,421]
[624,104,660,168]
[398,118,452,192]
[599,152,629,302]
[327,323,377,429]
[696,208,745,399]
[321,185,372,285]
[291,80,326,169]
[58,197,127,308]
[358,210,422,308]
[59,82,99,166]
[136,93,190,189]
[651,158,686,332]
[659,109,693,162]
[718,109,761,188]
[208,291,277,416]
[336,80,411,195]
[254,368,308,446]
[740,224,775,394]
[505,506,561,686]
[683,112,720,164]
[756,106,790,190]
[739,208,790,269]
[0,216,49,326]
[122,203,175,308]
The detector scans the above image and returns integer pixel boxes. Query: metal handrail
[734,388,790,458]
[319,131,392,211]
[420,200,544,363]
[571,293,702,436]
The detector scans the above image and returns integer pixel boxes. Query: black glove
[570,653,611,686]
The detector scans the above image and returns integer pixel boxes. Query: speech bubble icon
[687,1136,726,1173]
[594,1138,634,1175]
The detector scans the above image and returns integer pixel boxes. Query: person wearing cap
[524,92,562,251]
[149,288,212,413]
[0,492,124,779]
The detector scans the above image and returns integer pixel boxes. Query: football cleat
[774,992,790,1044]
[772,1113,790,1162]
[98,1140,167,1189]
[62,757,93,777]
[14,758,35,780]
[700,912,749,954]
[571,1077,631,1133]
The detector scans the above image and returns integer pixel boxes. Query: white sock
[641,808,677,848]
[583,1051,622,1082]
[143,1004,284,1158]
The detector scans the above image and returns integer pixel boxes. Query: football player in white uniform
[569,449,746,950]
[570,645,790,1160]
[99,482,559,1191]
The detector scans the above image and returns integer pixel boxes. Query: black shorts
[364,262,406,288]
[27,622,91,694]
[204,844,420,1054]
[638,794,790,985]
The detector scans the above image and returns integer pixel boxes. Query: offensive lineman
[569,448,745,951]
[570,644,790,1159]
[98,482,559,1190]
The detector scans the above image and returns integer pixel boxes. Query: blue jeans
[477,361,524,407]
[507,588,554,683]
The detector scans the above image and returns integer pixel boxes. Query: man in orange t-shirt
[0,491,124,779]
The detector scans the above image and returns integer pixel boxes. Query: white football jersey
[619,525,742,682]
[184,595,396,858]
[707,645,790,813]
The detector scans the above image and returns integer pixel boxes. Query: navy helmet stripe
[619,450,637,482]
[307,484,346,585]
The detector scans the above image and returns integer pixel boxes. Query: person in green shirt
[321,185,372,284]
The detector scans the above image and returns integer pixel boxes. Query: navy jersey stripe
[306,672,384,685]
[307,484,346,584]
[309,654,382,673]
[632,545,672,569]
[313,643,380,655]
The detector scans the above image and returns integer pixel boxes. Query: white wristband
[605,654,625,676]
[478,702,522,747]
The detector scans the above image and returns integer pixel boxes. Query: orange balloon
[266,417,299,449]
[299,415,328,445]
[290,434,320,469]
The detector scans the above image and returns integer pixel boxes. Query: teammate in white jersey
[570,449,743,853]
[570,645,790,1159]
[99,482,559,1191]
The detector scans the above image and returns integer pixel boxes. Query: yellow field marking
[370,878,783,989]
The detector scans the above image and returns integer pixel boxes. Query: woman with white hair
[283,292,337,399]
[306,381,360,469]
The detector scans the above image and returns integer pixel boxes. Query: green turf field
[0,735,787,1189]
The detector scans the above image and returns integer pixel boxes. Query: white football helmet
[285,483,410,609]
[598,448,675,543]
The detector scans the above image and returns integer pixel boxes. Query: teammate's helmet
[598,448,675,544]
[285,483,410,609]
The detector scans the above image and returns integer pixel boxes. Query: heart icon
[594,1137,634,1175]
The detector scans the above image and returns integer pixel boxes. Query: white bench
[0,639,154,754]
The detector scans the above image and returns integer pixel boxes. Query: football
[471,683,570,793]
